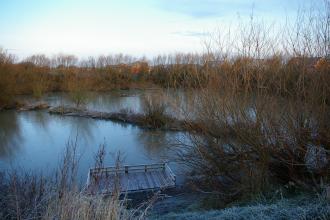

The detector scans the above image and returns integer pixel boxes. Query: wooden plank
[147,171,156,189]
[132,173,141,190]
[159,171,169,186]
[126,173,135,191]
[146,172,157,188]
[155,171,165,187]
[135,172,147,190]
[130,173,140,191]
[89,163,165,174]
[131,173,140,191]
[123,174,131,191]
[142,172,151,189]
[119,173,128,192]
[162,171,171,186]
[134,173,142,190]
[160,171,171,186]
[162,170,173,187]
[150,171,162,188]
[157,171,166,187]
[143,174,151,189]
[87,163,175,194]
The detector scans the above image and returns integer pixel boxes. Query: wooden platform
[86,163,176,194]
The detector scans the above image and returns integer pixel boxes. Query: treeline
[0,50,329,108]
[0,1,329,108]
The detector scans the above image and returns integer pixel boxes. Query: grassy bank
[152,195,330,220]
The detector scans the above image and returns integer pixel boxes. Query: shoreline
[1,101,191,132]
[48,105,188,131]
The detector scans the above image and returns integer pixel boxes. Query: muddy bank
[48,106,189,131]
[0,101,50,111]
[1,101,197,131]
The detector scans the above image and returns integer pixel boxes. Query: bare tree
[51,54,78,68]
[24,54,50,67]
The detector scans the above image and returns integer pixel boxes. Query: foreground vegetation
[0,141,154,220]
[0,1,329,219]
[169,2,330,204]
[153,195,330,220]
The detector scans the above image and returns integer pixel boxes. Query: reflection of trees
[138,89,198,120]
[48,90,143,113]
[86,91,141,112]
[0,111,22,158]
[68,117,96,144]
[136,130,176,160]
[29,111,49,131]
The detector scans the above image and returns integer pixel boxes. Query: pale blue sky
[0,0,312,58]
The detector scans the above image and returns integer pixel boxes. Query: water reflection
[42,90,143,113]
[0,91,189,179]
[0,111,22,158]
[137,130,169,157]
[136,129,185,162]
[23,111,50,131]
[86,91,141,112]
[67,117,96,144]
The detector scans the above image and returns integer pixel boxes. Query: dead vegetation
[141,92,172,128]
[178,90,329,200]
[0,140,154,220]
[0,0,329,214]
[175,1,330,202]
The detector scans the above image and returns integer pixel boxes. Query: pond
[0,89,187,183]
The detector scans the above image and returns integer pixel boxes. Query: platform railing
[87,163,175,186]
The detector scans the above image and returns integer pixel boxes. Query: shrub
[141,92,171,128]
[178,88,330,201]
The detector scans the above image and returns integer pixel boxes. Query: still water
[0,89,186,182]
